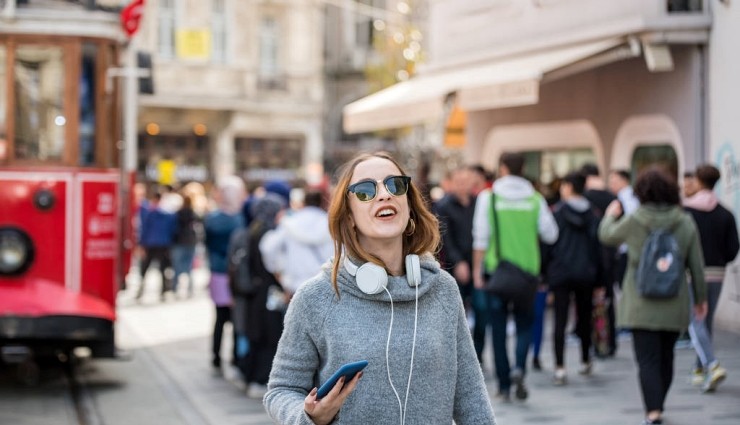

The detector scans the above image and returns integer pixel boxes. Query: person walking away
[264,152,495,424]
[204,176,245,370]
[242,193,287,397]
[472,151,559,402]
[683,164,739,392]
[259,189,333,299]
[543,172,602,385]
[171,194,200,298]
[599,167,707,425]
[434,167,485,362]
[581,163,619,357]
[137,192,177,301]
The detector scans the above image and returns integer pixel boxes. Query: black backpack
[227,228,258,296]
[636,225,683,299]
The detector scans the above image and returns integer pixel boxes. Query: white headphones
[343,254,421,294]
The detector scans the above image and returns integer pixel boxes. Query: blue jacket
[139,206,177,248]
[204,211,243,273]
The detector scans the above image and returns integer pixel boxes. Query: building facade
[133,0,324,186]
[344,0,740,331]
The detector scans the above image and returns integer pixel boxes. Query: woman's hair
[634,166,681,205]
[327,152,440,294]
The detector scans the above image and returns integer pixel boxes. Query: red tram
[0,1,130,366]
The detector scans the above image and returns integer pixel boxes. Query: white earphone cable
[402,282,419,425]
[383,287,404,425]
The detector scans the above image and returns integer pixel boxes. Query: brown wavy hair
[328,152,440,294]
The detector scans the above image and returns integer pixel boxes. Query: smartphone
[316,360,368,399]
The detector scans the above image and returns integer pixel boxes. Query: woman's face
[348,157,411,248]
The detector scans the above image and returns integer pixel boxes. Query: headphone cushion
[356,263,388,295]
[405,254,421,287]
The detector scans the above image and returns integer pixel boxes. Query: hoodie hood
[282,206,332,245]
[559,197,592,229]
[330,254,441,302]
[683,189,719,212]
[493,175,535,200]
[633,204,685,230]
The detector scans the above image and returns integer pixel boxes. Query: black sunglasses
[347,175,412,202]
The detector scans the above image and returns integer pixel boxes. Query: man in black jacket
[544,171,602,385]
[435,167,485,360]
[683,164,739,392]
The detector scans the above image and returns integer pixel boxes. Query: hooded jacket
[544,197,601,287]
[599,205,706,332]
[259,206,334,294]
[263,256,496,425]
[472,175,558,275]
[683,189,739,280]
[204,210,243,273]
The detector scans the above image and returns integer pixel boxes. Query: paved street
[116,266,740,425]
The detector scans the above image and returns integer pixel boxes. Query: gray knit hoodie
[263,256,496,424]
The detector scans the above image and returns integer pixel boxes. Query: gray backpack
[636,226,683,299]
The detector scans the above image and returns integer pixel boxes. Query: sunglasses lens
[352,182,376,201]
[386,176,409,196]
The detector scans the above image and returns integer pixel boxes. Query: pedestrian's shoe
[641,418,663,424]
[510,369,528,401]
[532,357,542,371]
[212,357,222,369]
[553,368,567,386]
[494,391,511,403]
[690,367,705,386]
[578,361,593,376]
[702,363,727,393]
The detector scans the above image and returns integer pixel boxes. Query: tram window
[631,144,678,180]
[0,46,6,162]
[79,43,97,166]
[14,45,65,162]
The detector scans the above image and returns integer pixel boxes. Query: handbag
[484,194,538,303]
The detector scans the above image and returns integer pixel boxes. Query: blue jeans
[530,289,548,360]
[472,287,490,362]
[171,244,196,291]
[489,293,534,393]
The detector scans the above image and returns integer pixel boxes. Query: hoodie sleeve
[259,226,287,275]
[537,196,558,244]
[598,214,630,247]
[686,217,707,305]
[472,190,492,251]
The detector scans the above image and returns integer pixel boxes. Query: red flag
[120,0,145,37]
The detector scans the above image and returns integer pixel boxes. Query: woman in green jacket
[599,167,707,425]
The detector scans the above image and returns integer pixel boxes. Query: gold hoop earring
[405,218,416,236]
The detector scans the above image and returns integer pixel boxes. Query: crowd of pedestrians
[128,151,738,425]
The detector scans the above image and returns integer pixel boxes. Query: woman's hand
[694,301,708,322]
[304,372,363,425]
[605,200,623,218]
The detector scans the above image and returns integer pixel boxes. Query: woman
[599,167,707,425]
[171,194,200,297]
[264,152,495,424]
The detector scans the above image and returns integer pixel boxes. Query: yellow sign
[176,29,212,60]
[444,107,467,148]
[158,160,177,185]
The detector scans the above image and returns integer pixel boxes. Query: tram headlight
[0,228,34,275]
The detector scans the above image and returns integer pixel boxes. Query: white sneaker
[578,362,593,376]
[248,383,268,399]
[702,364,727,393]
[553,368,567,386]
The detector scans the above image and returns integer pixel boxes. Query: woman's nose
[375,182,392,200]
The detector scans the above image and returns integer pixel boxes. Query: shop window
[522,148,597,204]
[235,137,303,182]
[631,144,678,181]
[138,133,210,184]
[14,45,65,162]
[667,0,703,12]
